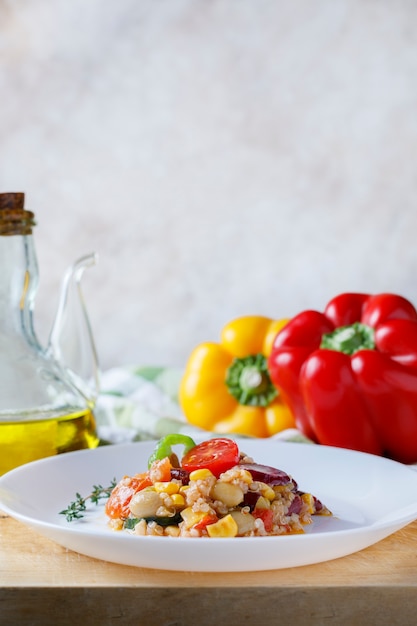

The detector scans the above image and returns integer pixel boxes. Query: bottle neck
[0,233,39,339]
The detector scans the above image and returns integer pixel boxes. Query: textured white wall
[1,0,417,369]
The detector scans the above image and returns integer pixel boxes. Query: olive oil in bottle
[0,409,99,476]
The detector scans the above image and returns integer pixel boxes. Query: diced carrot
[105,472,152,520]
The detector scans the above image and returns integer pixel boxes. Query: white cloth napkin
[94,365,309,445]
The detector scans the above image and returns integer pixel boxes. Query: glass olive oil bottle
[0,193,99,475]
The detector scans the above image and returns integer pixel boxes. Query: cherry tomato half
[105,472,152,520]
[181,438,240,478]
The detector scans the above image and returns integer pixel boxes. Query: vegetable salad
[104,435,332,538]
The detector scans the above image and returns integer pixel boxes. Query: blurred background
[1,0,417,371]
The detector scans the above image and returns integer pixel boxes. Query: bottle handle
[47,253,100,402]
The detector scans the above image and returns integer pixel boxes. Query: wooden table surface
[2,512,417,626]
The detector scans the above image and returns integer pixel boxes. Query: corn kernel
[109,518,124,531]
[301,492,315,514]
[206,514,238,538]
[179,485,190,493]
[257,482,276,501]
[153,481,180,495]
[273,485,286,493]
[239,470,255,484]
[170,493,186,508]
[180,507,208,529]
[189,468,215,481]
[165,525,181,537]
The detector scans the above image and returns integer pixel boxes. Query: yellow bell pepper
[179,316,295,438]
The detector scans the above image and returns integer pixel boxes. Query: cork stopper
[0,192,36,235]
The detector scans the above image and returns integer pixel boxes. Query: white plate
[1,439,417,572]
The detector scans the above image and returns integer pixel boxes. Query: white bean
[210,482,244,507]
[129,490,163,518]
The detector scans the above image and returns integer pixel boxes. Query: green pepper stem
[147,434,196,468]
[239,367,263,390]
[320,322,375,355]
[225,353,278,407]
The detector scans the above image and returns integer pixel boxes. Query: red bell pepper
[268,292,417,464]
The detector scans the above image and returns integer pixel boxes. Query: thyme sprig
[60,479,117,522]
